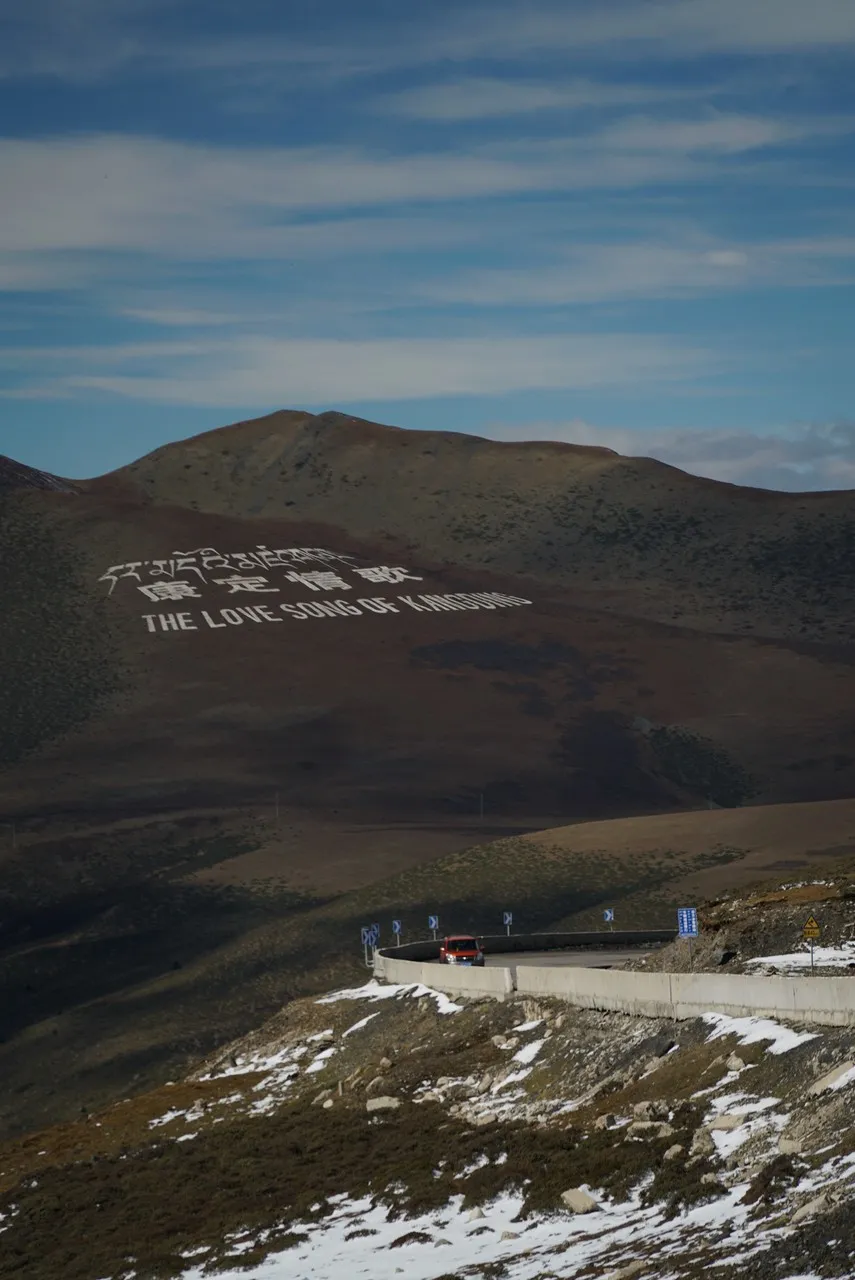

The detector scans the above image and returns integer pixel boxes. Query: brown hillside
[93,408,855,642]
[0,454,78,493]
[2,409,855,1136]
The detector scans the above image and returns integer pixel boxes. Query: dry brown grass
[0,1097,722,1280]
[0,1074,265,1197]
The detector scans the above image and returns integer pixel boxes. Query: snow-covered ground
[180,1148,855,1280]
[133,981,855,1280]
[746,943,855,973]
[181,1185,756,1280]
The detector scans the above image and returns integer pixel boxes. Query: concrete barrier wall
[515,965,676,1020]
[375,954,855,1026]
[515,966,855,1027]
[376,953,514,999]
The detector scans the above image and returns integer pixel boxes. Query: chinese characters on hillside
[98,546,357,595]
[97,545,533,634]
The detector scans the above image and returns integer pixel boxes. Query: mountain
[97,408,855,642]
[2,408,855,1137]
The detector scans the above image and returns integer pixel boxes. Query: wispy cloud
[375,76,712,121]
[423,236,855,306]
[120,307,245,327]
[14,332,715,405]
[1,0,853,483]
[433,0,855,64]
[7,1,855,86]
[481,417,855,491]
[1,114,841,272]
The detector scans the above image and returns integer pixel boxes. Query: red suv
[439,935,485,967]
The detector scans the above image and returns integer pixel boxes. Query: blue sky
[1,0,855,489]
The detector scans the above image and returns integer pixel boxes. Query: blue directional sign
[371,923,380,936]
[677,907,699,938]
[361,926,370,945]
[392,920,402,935]
[428,914,439,930]
[503,911,513,927]
[603,908,615,923]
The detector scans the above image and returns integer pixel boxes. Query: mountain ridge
[78,408,855,644]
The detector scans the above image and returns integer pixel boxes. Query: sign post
[392,919,402,945]
[503,910,513,936]
[802,914,821,973]
[677,906,699,968]
[603,908,615,931]
[428,914,439,941]
[362,924,380,967]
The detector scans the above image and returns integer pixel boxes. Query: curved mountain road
[427,946,657,972]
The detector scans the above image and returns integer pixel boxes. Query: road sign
[361,926,370,945]
[603,908,615,923]
[802,913,821,972]
[428,914,439,930]
[503,911,513,926]
[392,919,402,936]
[677,907,699,938]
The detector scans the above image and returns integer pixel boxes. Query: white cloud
[423,236,855,306]
[0,253,95,291]
[376,76,710,121]
[0,133,625,265]
[32,331,713,405]
[120,308,245,327]
[593,112,819,154]
[2,340,217,364]
[4,0,855,91]
[480,417,855,491]
[0,116,840,274]
[0,134,554,261]
[436,0,855,63]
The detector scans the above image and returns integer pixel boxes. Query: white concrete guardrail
[374,945,855,1027]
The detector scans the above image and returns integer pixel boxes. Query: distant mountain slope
[94,409,855,643]
[0,454,77,493]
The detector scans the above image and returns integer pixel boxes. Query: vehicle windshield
[447,938,479,951]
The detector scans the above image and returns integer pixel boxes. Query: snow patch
[317,979,462,1015]
[342,1013,380,1038]
[512,1038,546,1066]
[827,1063,855,1092]
[746,944,855,973]
[703,1013,818,1056]
[306,1048,337,1075]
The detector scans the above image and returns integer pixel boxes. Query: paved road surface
[486,948,648,971]
[427,947,653,972]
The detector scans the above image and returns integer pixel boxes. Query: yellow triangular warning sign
[803,914,820,929]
